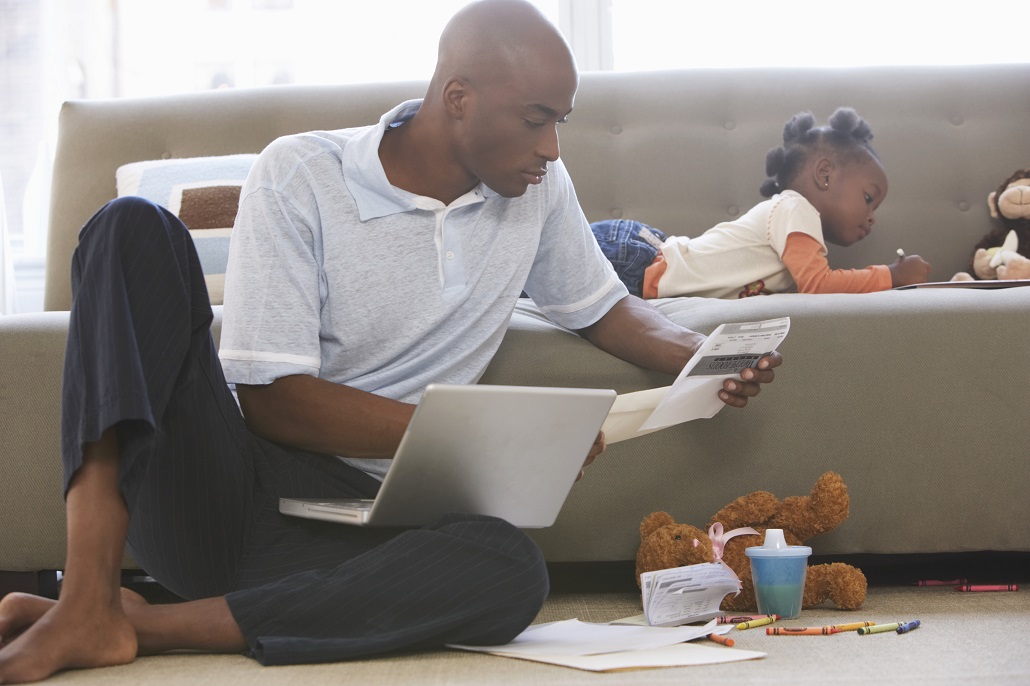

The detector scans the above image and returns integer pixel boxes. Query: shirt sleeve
[218,140,325,385]
[521,159,627,330]
[782,232,893,294]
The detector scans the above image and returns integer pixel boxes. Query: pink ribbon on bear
[708,522,760,587]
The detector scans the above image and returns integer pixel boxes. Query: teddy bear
[636,471,867,612]
[952,169,1030,281]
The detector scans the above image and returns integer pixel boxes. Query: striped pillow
[116,154,257,305]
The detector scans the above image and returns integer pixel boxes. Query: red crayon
[955,584,1018,592]
[766,627,840,635]
[915,579,967,586]
[717,614,773,625]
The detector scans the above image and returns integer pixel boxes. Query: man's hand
[576,431,606,481]
[718,352,782,408]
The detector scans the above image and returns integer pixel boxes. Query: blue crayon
[896,620,921,634]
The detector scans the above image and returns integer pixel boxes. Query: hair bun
[765,146,786,177]
[759,177,780,198]
[783,112,816,146]
[828,107,873,144]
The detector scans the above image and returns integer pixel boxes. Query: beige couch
[2,65,1029,587]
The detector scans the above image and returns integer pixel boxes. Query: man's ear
[442,77,472,120]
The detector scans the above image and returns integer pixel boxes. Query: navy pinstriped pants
[60,197,549,666]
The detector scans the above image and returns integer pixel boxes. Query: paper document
[638,562,742,627]
[450,618,714,657]
[602,317,790,443]
[449,618,764,672]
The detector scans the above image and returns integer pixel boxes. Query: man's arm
[576,295,781,407]
[236,375,415,458]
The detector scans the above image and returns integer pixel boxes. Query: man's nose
[538,125,560,162]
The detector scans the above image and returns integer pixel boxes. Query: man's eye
[525,119,546,128]
[864,193,873,203]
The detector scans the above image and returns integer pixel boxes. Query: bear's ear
[640,511,675,541]
[988,191,1000,220]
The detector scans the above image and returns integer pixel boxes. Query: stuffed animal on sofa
[636,471,867,612]
[952,169,1030,281]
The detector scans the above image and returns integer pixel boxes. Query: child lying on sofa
[593,107,933,299]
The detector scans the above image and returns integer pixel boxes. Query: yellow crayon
[858,622,902,635]
[736,615,780,630]
[831,621,876,632]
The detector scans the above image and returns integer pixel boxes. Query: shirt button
[446,251,455,260]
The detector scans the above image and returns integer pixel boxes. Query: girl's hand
[889,254,933,286]
[719,352,782,408]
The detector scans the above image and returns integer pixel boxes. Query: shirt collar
[341,99,497,221]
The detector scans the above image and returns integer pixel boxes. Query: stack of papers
[638,562,742,627]
[602,317,790,443]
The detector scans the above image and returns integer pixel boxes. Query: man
[0,1,780,681]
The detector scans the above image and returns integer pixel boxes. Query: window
[610,0,1029,70]
[1,0,1026,312]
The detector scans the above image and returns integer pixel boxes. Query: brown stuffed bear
[952,169,1030,281]
[636,471,867,612]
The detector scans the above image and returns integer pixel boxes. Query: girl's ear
[442,77,471,120]
[812,157,835,190]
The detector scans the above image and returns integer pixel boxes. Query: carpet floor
[34,584,1030,685]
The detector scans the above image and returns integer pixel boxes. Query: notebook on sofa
[279,383,616,528]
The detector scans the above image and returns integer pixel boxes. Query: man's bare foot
[0,594,56,649]
[119,588,245,655]
[0,593,136,683]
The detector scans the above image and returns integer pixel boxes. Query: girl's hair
[760,107,878,198]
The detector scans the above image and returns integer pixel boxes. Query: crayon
[915,579,966,586]
[707,632,735,647]
[830,621,875,632]
[766,627,840,635]
[955,584,1018,592]
[859,622,902,635]
[896,620,921,634]
[735,615,780,630]
[717,614,773,625]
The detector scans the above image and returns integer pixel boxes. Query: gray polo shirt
[219,100,625,474]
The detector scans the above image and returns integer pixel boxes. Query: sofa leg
[0,570,61,599]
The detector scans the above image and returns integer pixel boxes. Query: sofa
[2,64,1029,590]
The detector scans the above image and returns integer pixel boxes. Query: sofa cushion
[116,154,257,304]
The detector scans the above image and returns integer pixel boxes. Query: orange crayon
[708,632,735,647]
[766,627,840,635]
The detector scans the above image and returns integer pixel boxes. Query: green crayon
[859,622,902,635]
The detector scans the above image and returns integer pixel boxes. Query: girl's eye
[864,193,873,204]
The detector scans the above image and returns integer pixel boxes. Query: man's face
[457,61,577,198]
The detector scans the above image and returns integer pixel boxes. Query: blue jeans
[590,220,666,297]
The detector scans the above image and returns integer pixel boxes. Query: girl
[593,107,932,299]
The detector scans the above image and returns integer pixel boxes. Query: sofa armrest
[0,313,71,571]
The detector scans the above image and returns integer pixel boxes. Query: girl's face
[819,155,889,247]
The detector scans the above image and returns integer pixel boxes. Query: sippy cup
[744,528,812,620]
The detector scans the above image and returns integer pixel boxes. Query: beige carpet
[40,585,1030,685]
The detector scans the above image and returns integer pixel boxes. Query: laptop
[279,383,616,528]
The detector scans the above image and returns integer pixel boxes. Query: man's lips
[523,169,547,184]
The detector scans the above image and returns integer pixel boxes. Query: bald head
[430,0,577,98]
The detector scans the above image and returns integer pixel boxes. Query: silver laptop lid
[364,384,616,528]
